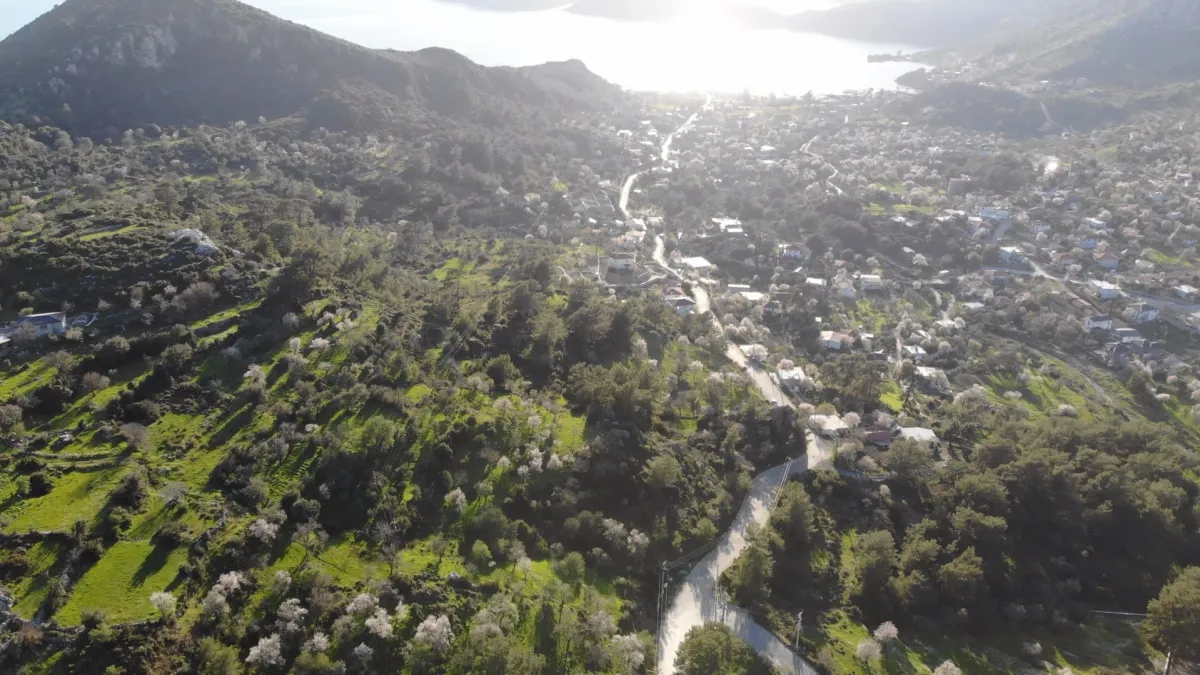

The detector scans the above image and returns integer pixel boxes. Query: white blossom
[444,488,467,513]
[873,621,899,642]
[202,587,231,617]
[856,638,882,663]
[353,643,375,662]
[933,661,963,675]
[610,633,646,672]
[412,614,454,654]
[249,518,279,543]
[365,607,394,638]
[277,598,308,632]
[346,592,378,616]
[272,570,292,594]
[149,591,176,617]
[247,634,283,666]
[303,632,330,653]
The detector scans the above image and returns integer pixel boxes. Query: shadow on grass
[131,543,175,588]
[207,404,256,449]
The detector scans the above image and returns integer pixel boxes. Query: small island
[867,51,920,63]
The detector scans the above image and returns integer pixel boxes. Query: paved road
[621,100,708,220]
[653,211,822,675]
[657,435,833,675]
[802,135,843,196]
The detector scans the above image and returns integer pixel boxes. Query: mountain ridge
[0,0,624,137]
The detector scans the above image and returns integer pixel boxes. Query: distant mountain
[0,0,624,137]
[981,0,1200,84]
[785,0,1074,48]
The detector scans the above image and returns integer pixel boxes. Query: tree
[727,526,774,607]
[852,530,896,600]
[81,372,111,395]
[119,423,150,451]
[883,438,934,482]
[149,591,176,620]
[674,624,773,675]
[555,551,587,586]
[644,455,682,490]
[1144,567,1200,659]
[940,546,985,605]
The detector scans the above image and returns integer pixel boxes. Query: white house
[999,246,1027,265]
[14,312,67,337]
[1128,302,1159,324]
[1085,314,1113,331]
[777,368,811,394]
[681,256,713,272]
[898,427,940,447]
[806,277,828,289]
[1084,217,1110,230]
[1175,285,1198,301]
[607,252,637,271]
[1089,280,1120,300]
[903,345,928,362]
[809,414,850,438]
[819,331,851,350]
[859,274,884,291]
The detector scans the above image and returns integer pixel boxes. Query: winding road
[647,175,828,674]
[620,99,708,220]
[802,135,843,196]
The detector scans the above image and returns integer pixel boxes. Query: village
[548,90,1200,457]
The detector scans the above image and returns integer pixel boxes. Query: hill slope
[0,0,623,136]
[982,0,1200,84]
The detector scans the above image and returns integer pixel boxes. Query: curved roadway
[641,120,831,672]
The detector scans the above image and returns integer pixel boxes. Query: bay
[254,0,922,95]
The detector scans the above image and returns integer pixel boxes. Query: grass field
[7,539,69,619]
[2,465,129,532]
[811,609,1155,675]
[56,541,188,624]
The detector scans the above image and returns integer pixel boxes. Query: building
[898,427,940,448]
[680,256,713,272]
[14,312,67,337]
[1175,285,1198,301]
[903,345,928,362]
[777,368,811,395]
[819,331,851,350]
[980,207,1011,222]
[1089,280,1120,300]
[961,302,986,313]
[1080,236,1100,250]
[665,296,696,315]
[1112,327,1143,344]
[607,252,637,271]
[999,246,1027,266]
[809,414,850,438]
[836,280,857,300]
[1093,251,1120,271]
[1085,314,1113,331]
[914,366,951,395]
[1084,217,1110,230]
[1049,251,1077,266]
[806,277,828,289]
[1128,302,1159,324]
[859,274,884,291]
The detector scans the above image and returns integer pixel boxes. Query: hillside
[0,0,624,137]
[785,0,1073,48]
[981,0,1200,84]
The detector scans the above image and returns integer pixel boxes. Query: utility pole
[793,611,804,649]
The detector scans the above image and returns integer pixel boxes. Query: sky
[0,0,840,42]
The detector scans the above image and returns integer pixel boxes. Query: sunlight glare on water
[262,0,921,95]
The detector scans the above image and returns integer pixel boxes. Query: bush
[27,471,53,497]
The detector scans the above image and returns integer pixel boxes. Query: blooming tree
[856,638,882,663]
[413,614,454,654]
[149,591,176,619]
[246,634,283,666]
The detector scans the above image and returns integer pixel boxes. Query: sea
[248,0,923,96]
